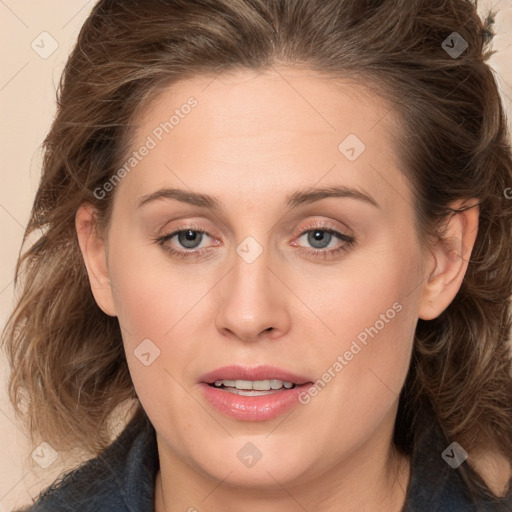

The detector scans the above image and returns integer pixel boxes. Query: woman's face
[86,68,435,488]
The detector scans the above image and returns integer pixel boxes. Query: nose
[214,243,291,343]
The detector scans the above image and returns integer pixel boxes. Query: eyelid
[158,224,217,246]
[293,218,354,240]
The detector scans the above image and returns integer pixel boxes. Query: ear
[418,198,479,321]
[75,202,117,317]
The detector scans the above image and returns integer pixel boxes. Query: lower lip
[198,383,312,421]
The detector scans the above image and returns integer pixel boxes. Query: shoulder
[403,424,512,512]
[17,408,159,512]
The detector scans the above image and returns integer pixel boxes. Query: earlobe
[75,203,117,317]
[418,199,479,321]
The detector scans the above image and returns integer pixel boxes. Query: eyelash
[153,221,356,261]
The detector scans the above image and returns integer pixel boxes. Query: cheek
[297,242,421,417]
[291,282,418,470]
[296,237,421,352]
[319,300,416,460]
[107,229,184,337]
[109,264,196,428]
[106,233,210,403]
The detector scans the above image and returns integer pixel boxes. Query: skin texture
[76,67,479,512]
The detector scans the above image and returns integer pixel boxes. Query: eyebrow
[136,185,380,211]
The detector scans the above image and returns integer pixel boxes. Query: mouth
[198,365,314,420]
[206,379,297,396]
[199,364,311,390]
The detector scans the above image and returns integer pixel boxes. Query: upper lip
[199,365,313,385]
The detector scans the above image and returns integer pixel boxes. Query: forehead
[138,67,394,142]
[117,67,410,214]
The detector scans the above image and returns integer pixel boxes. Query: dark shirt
[16,409,512,511]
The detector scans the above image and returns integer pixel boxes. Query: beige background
[1,0,512,510]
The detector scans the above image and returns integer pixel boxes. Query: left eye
[171,229,208,250]
[297,228,345,250]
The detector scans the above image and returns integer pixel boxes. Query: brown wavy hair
[2,0,511,504]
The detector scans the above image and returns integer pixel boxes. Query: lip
[198,365,314,421]
[199,364,312,385]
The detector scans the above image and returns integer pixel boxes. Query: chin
[191,438,315,489]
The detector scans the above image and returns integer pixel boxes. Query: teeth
[213,379,295,390]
